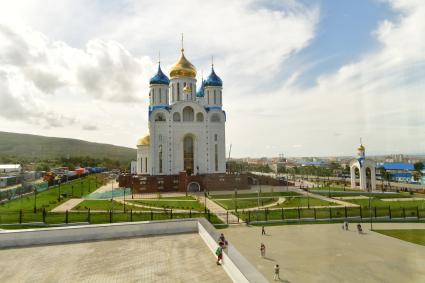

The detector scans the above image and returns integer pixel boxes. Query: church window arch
[173,112,181,122]
[213,90,217,104]
[196,112,204,122]
[154,112,166,121]
[183,135,194,175]
[177,82,180,100]
[159,144,163,174]
[183,106,194,122]
[211,113,221,123]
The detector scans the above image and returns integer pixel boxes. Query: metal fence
[228,206,425,224]
[0,208,222,226]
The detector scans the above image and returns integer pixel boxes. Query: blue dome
[204,67,222,87]
[196,80,205,97]
[149,64,170,85]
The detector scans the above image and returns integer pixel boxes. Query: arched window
[215,144,218,171]
[211,113,220,122]
[173,112,181,122]
[214,134,218,141]
[177,82,180,100]
[159,145,163,174]
[214,90,217,104]
[184,135,194,175]
[182,106,194,122]
[196,112,204,122]
[155,113,166,121]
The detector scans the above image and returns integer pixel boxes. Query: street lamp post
[204,189,207,214]
[369,186,373,230]
[123,186,126,213]
[307,188,310,209]
[111,176,114,213]
[33,187,37,213]
[234,187,238,212]
[57,179,61,201]
[256,190,260,220]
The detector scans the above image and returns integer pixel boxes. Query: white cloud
[229,0,425,156]
[0,0,318,151]
[0,0,422,157]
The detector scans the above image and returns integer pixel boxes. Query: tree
[413,162,424,182]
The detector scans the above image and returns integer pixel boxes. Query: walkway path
[228,197,286,212]
[51,198,84,212]
[114,199,189,213]
[196,194,239,224]
[292,188,358,207]
[92,180,119,193]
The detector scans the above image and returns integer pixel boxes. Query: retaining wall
[0,219,197,248]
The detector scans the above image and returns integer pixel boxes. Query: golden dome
[170,50,197,79]
[358,144,365,151]
[137,135,150,146]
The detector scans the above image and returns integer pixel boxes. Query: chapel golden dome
[137,135,150,146]
[169,49,197,79]
[358,144,365,151]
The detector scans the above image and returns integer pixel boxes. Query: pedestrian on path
[357,223,363,234]
[218,233,228,248]
[260,243,266,257]
[262,226,266,235]
[273,264,280,281]
[345,221,349,231]
[216,243,223,265]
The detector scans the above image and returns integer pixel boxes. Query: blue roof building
[380,163,415,171]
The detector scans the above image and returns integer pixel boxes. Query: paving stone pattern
[0,233,231,283]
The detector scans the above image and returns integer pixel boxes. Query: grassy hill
[0,131,136,162]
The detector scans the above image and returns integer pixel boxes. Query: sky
[0,0,424,158]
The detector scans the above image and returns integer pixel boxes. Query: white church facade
[136,47,226,176]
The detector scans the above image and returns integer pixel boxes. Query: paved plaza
[0,233,231,283]
[224,223,425,282]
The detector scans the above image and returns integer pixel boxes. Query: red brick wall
[119,172,250,193]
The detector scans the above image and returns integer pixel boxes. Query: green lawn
[308,186,359,192]
[0,175,104,213]
[271,196,333,208]
[345,198,425,209]
[374,229,425,246]
[154,196,195,200]
[209,191,300,199]
[75,200,150,211]
[214,197,277,210]
[128,199,205,211]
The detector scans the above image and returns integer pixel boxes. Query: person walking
[273,264,281,281]
[345,221,349,231]
[262,226,266,235]
[216,243,223,265]
[260,243,266,258]
[357,223,363,234]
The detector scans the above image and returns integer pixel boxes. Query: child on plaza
[216,243,224,265]
[274,264,280,281]
[218,233,228,247]
[260,243,266,257]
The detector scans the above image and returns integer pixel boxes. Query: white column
[350,166,356,188]
[359,167,367,190]
[371,167,376,191]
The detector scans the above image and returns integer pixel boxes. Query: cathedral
[136,45,226,176]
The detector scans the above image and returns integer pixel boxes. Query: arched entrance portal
[187,182,200,192]
[183,135,194,175]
